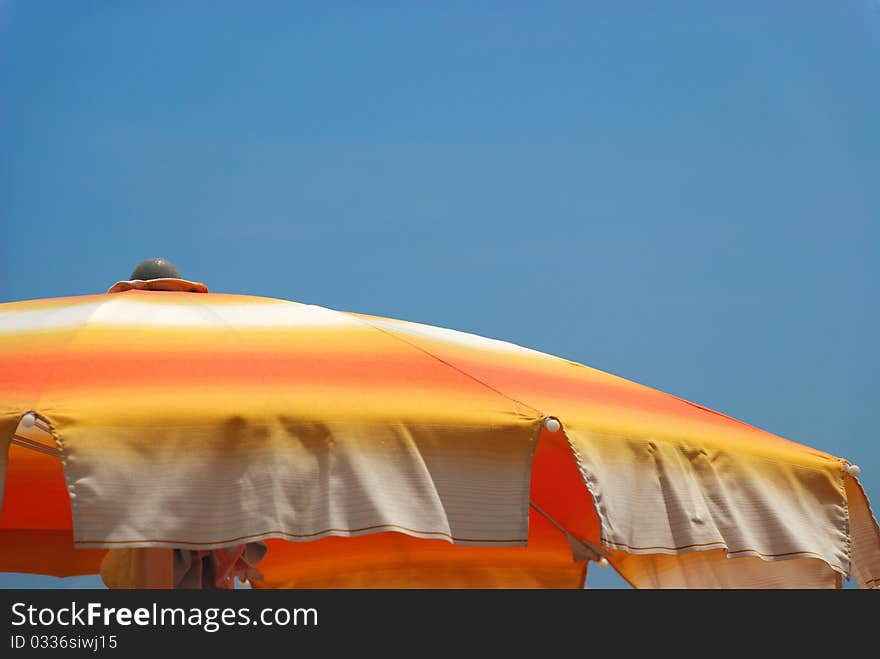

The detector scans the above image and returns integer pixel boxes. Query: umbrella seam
[845,473,880,588]
[840,461,853,580]
[21,295,109,420]
[334,310,544,421]
[21,294,115,529]
[563,433,612,553]
[600,538,847,574]
[529,500,609,560]
[10,434,61,458]
[74,525,529,547]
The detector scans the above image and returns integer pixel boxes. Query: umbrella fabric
[1,288,878,588]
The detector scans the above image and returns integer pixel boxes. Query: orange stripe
[0,351,516,394]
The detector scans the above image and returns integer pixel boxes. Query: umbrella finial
[130,257,182,281]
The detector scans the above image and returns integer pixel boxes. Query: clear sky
[1,2,878,589]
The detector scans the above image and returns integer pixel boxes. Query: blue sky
[1,2,878,589]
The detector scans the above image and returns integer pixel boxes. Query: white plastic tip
[543,417,561,433]
[21,413,36,428]
[846,464,861,477]
[597,558,609,569]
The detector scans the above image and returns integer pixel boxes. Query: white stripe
[0,299,360,333]
[365,317,552,358]
[0,300,104,334]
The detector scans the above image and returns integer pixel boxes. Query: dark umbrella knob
[130,258,182,280]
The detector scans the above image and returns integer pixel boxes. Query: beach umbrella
[1,278,878,589]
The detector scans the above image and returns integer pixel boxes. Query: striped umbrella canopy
[1,279,878,589]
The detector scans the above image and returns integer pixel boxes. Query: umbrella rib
[339,312,544,420]
[530,500,610,561]
[11,434,61,458]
